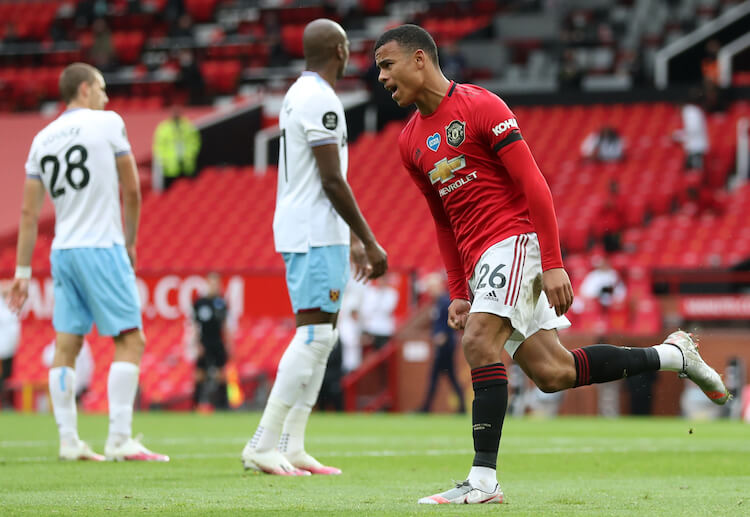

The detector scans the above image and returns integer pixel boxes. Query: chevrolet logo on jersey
[428,155,466,184]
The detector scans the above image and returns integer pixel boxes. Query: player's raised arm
[312,143,387,279]
[116,152,141,267]
[8,177,46,312]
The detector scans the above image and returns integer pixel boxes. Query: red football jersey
[399,82,563,300]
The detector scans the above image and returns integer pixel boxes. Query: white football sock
[280,326,336,457]
[249,324,333,452]
[106,361,139,446]
[49,367,78,443]
[467,465,498,492]
[654,344,684,372]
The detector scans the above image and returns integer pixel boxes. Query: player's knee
[114,329,145,360]
[461,328,496,368]
[531,365,575,393]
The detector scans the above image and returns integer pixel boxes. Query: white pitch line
[4,443,750,464]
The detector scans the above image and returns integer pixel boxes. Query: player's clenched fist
[365,241,388,279]
[542,268,574,316]
[447,298,471,330]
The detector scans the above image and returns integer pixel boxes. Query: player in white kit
[241,19,388,475]
[8,63,168,462]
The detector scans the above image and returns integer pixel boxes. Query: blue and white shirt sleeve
[24,138,41,180]
[300,93,340,148]
[106,111,133,157]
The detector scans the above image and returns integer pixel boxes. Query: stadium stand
[2,0,749,413]
[3,97,748,409]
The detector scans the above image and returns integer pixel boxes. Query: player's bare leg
[514,329,728,403]
[419,313,510,504]
[105,329,169,462]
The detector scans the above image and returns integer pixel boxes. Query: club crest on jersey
[446,120,465,147]
[329,289,340,302]
[426,133,441,152]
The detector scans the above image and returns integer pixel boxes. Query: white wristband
[15,266,31,279]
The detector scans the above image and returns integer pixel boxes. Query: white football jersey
[25,108,132,249]
[273,71,350,253]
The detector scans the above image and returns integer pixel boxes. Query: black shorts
[196,343,227,370]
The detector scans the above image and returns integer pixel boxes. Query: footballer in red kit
[374,24,729,506]
[398,81,563,301]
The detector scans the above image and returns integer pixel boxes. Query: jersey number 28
[40,144,90,199]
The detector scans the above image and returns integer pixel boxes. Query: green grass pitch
[0,412,748,516]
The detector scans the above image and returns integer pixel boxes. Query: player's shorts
[50,245,142,337]
[281,245,349,314]
[469,233,570,358]
[196,341,228,370]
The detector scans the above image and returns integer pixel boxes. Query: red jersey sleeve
[472,92,564,271]
[399,132,470,301]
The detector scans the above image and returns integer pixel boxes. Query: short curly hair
[374,24,439,66]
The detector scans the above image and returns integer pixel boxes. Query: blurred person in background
[594,180,626,253]
[579,255,626,316]
[338,278,365,373]
[8,63,168,462]
[169,13,195,41]
[440,41,467,84]
[152,106,201,190]
[90,18,116,72]
[176,49,206,106]
[0,282,20,409]
[192,272,230,411]
[419,272,466,414]
[673,89,709,172]
[360,274,399,350]
[241,19,387,477]
[580,126,625,163]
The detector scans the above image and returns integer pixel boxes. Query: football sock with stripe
[49,366,78,444]
[571,345,660,387]
[280,328,338,459]
[468,362,508,491]
[250,324,333,452]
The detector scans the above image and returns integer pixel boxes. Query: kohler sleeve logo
[491,118,518,136]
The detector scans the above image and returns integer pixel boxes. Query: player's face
[207,274,222,295]
[375,41,422,108]
[88,73,109,110]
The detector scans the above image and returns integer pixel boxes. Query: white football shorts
[468,232,571,358]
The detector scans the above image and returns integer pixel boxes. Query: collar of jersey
[300,70,331,90]
[419,81,455,120]
[60,108,86,117]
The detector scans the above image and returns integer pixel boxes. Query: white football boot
[283,450,342,475]
[105,436,169,462]
[59,439,106,461]
[663,330,730,405]
[241,444,310,476]
[418,480,504,504]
